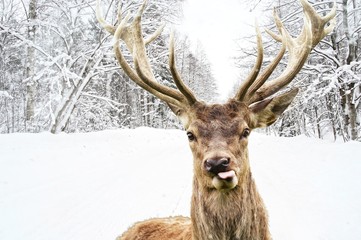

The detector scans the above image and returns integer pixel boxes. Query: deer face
[175,90,299,191]
[179,101,253,191]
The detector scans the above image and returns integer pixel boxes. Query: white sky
[177,0,265,100]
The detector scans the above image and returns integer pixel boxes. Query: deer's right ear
[167,103,190,128]
[249,88,298,129]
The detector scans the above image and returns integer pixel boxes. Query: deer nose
[205,157,230,174]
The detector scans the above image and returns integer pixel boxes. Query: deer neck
[190,171,270,240]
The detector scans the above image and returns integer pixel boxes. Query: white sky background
[177,0,266,100]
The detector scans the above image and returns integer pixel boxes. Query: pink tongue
[218,170,235,180]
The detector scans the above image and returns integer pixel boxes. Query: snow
[0,91,13,99]
[1,128,360,240]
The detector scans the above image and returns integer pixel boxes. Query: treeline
[0,0,218,133]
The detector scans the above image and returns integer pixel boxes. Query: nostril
[220,158,230,167]
[205,159,214,172]
[204,157,230,174]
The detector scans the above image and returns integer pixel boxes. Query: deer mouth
[212,170,238,190]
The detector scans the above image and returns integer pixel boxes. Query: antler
[96,0,197,109]
[235,0,336,104]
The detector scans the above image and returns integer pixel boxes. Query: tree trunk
[51,72,95,133]
[325,95,337,141]
[25,0,37,132]
[346,87,358,140]
[50,57,101,133]
[314,105,322,139]
[341,0,359,140]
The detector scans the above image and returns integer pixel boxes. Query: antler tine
[322,1,337,37]
[169,32,197,105]
[145,23,166,45]
[265,8,290,43]
[96,0,197,108]
[133,0,167,46]
[95,0,116,34]
[131,1,197,106]
[300,0,337,47]
[239,10,287,103]
[242,0,336,104]
[235,22,264,102]
[112,14,184,107]
[243,38,286,103]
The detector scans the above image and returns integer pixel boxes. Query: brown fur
[118,100,280,240]
[119,217,192,240]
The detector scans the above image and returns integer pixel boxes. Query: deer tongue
[212,170,238,190]
[218,170,235,180]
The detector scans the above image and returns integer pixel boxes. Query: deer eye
[241,128,250,139]
[187,132,196,141]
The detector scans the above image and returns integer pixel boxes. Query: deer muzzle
[204,157,238,190]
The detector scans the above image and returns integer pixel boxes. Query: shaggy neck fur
[190,172,271,240]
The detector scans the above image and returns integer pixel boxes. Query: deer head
[96,0,335,193]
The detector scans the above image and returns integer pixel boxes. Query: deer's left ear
[249,88,299,128]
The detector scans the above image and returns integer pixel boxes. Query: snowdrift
[0,128,360,240]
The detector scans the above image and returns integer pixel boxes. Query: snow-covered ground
[0,128,360,240]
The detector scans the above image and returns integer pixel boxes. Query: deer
[96,0,336,239]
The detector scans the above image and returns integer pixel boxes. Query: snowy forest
[236,0,361,141]
[0,0,360,141]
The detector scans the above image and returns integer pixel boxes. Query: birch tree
[25,0,37,131]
